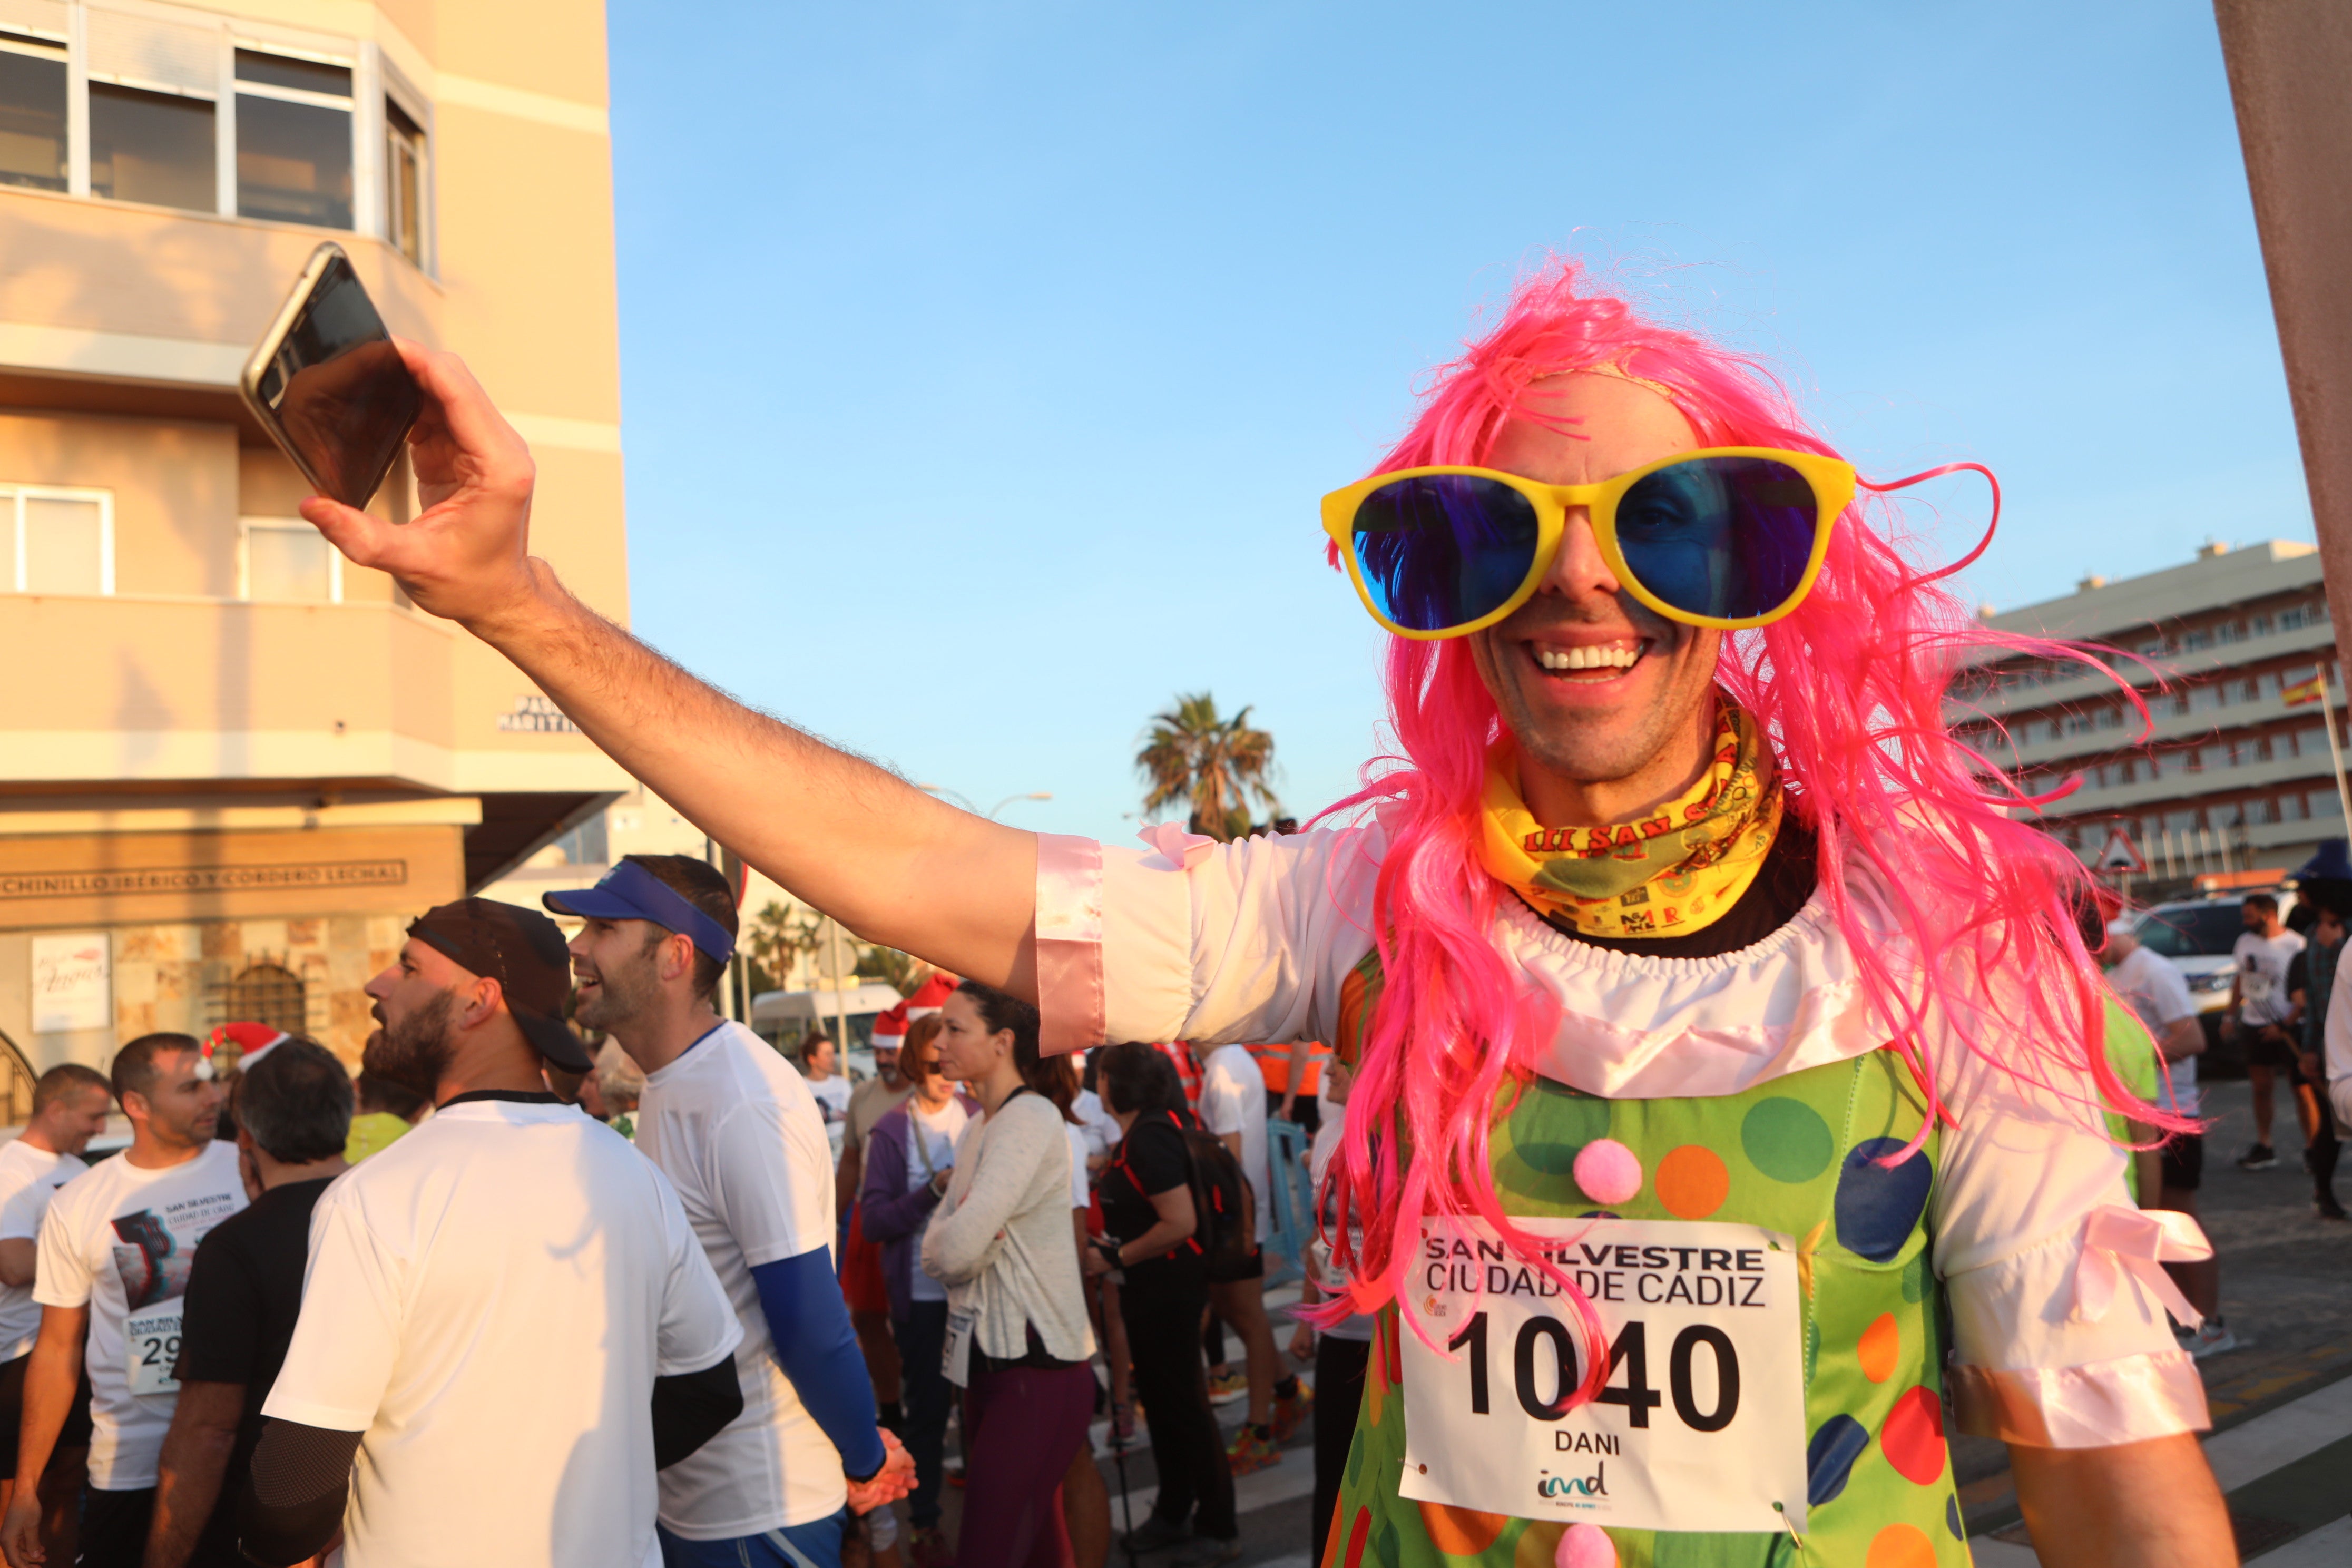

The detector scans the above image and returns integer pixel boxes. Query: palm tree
[1136,693,1280,841]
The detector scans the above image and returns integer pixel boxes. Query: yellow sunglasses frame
[1319,446,1857,640]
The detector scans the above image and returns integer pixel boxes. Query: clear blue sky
[603,1,2305,843]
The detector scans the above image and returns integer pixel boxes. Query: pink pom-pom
[1555,1522,1616,1568]
[1571,1139,1642,1206]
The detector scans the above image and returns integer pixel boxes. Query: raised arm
[297,342,1039,993]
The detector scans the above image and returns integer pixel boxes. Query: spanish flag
[2283,670,2328,707]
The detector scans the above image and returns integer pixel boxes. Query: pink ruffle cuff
[1034,834,1105,1056]
[1950,1349,2209,1448]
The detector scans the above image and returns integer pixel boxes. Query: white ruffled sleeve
[1931,1002,2212,1448]
[1033,823,1383,1053]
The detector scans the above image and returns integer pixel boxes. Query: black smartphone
[240,242,424,508]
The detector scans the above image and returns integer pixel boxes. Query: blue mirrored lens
[1350,475,1540,633]
[1613,456,1817,621]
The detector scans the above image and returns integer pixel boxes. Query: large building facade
[1960,540,2344,886]
[0,0,630,1093]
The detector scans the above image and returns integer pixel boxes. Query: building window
[90,82,214,209]
[2239,677,2262,703]
[2165,808,2200,835]
[2,486,113,595]
[2190,684,2222,712]
[0,27,68,190]
[8,8,421,247]
[2183,628,2214,652]
[2280,603,2315,631]
[239,517,340,602]
[220,961,306,1036]
[2252,613,2274,638]
[234,50,352,229]
[385,96,427,263]
[2217,621,2247,645]
[2255,736,2273,763]
[2285,793,2309,821]
[85,8,220,213]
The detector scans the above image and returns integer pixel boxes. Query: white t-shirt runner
[638,1022,848,1537]
[0,1141,86,1362]
[1199,1043,1271,1242]
[264,1098,740,1568]
[34,1139,244,1489]
[2107,945,2202,1114]
[906,1099,969,1307]
[2234,928,2305,1028]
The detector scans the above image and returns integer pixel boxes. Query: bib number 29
[1446,1310,1740,1433]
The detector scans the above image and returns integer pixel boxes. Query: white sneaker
[2189,1321,2239,1360]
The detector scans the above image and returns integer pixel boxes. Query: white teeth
[1535,644,1639,672]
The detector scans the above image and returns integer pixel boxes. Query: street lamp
[918,785,1052,820]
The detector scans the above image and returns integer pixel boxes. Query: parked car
[2128,892,2298,1079]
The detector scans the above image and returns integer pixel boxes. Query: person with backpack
[1084,1045,1237,1567]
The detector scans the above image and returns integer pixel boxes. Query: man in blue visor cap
[547,855,913,1568]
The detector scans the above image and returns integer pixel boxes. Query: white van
[749,983,906,1079]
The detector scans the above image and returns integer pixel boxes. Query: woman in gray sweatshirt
[920,981,1096,1568]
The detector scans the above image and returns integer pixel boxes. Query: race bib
[124,1300,183,1397]
[943,1303,976,1387]
[1400,1217,1808,1535]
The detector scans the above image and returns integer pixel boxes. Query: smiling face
[1466,374,1722,820]
[569,916,681,1035]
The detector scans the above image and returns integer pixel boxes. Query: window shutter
[86,5,221,97]
[0,0,68,40]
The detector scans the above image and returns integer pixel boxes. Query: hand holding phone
[249,251,543,632]
[242,243,423,508]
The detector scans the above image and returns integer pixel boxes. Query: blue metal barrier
[1262,1118,1311,1286]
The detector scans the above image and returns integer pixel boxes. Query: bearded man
[236,899,743,1568]
[292,265,2229,1567]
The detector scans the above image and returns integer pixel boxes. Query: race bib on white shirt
[1400,1217,1808,1534]
[124,1300,183,1396]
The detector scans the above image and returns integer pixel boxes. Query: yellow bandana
[1478,701,1783,939]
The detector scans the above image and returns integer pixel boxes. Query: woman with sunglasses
[919,982,1095,1568]
[302,262,2230,1568]
[856,1015,972,1568]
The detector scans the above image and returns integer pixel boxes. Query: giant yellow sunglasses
[1320,447,1859,639]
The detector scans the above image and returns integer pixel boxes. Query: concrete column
[2214,3,2352,615]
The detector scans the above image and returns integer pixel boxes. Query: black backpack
[1169,1111,1258,1283]
[1112,1109,1258,1282]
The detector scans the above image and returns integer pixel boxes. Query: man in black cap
[237,899,749,1568]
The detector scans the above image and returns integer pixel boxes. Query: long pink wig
[1317,260,2174,1396]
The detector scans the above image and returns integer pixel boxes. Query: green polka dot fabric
[1325,1024,1965,1567]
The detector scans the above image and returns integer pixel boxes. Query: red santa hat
[870,1001,910,1051]
[207,1021,291,1072]
[904,972,958,1020]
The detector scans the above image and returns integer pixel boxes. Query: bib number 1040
[1397,1216,1807,1536]
[1445,1311,1739,1433]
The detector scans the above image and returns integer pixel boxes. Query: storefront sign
[497,695,581,733]
[31,933,111,1033]
[0,861,408,900]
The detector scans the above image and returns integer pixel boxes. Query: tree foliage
[1136,692,1280,841]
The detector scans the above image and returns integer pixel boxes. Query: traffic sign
[2096,826,2148,875]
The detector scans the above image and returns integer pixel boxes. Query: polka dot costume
[1326,957,1964,1567]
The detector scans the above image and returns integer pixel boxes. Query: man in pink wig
[294,263,2227,1566]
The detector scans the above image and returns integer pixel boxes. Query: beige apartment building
[1957,540,2344,889]
[0,0,630,1096]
